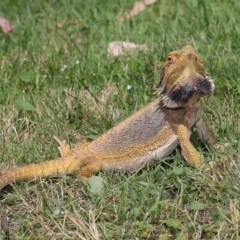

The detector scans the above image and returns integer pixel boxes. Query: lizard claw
[198,161,214,172]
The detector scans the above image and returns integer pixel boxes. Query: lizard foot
[198,161,214,172]
[53,136,71,157]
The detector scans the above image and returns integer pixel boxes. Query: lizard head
[156,45,215,109]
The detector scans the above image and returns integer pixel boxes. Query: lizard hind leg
[53,136,72,157]
[53,136,93,157]
[79,162,102,180]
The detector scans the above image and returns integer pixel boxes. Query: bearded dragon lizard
[0,45,216,191]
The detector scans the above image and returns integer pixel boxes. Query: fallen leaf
[188,202,208,210]
[165,219,180,228]
[108,41,147,57]
[14,99,35,111]
[118,0,156,22]
[88,176,105,193]
[0,16,14,33]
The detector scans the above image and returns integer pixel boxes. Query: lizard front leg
[177,124,201,167]
[195,117,216,147]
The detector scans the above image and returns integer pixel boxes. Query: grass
[0,0,240,239]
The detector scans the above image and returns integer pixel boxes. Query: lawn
[0,0,240,239]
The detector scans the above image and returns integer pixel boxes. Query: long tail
[0,156,80,191]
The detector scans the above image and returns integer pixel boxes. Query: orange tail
[0,156,80,191]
